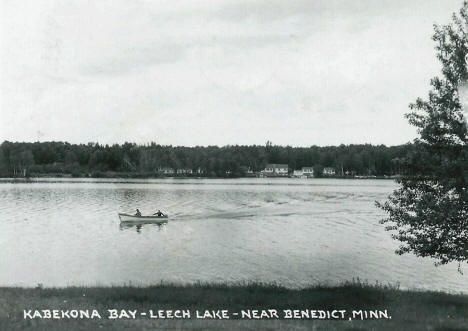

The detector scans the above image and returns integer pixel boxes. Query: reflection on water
[0,178,467,293]
[119,220,168,233]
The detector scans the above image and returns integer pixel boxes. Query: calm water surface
[0,178,466,292]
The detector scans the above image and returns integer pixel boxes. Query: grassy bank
[1,282,467,330]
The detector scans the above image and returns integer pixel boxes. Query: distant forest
[0,141,414,178]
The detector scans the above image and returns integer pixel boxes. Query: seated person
[153,210,164,217]
[135,209,141,216]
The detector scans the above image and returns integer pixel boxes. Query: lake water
[0,178,467,293]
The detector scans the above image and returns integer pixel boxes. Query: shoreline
[0,175,397,183]
[2,282,467,330]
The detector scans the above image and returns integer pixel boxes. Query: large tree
[378,3,468,269]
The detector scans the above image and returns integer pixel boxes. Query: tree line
[0,140,415,178]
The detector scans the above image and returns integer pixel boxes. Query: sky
[0,0,463,146]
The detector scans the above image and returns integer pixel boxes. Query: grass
[1,281,467,330]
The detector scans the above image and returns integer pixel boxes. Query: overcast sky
[0,0,462,146]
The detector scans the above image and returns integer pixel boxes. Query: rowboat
[118,213,168,222]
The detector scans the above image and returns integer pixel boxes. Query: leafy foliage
[378,3,468,267]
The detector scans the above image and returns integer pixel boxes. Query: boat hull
[118,213,168,222]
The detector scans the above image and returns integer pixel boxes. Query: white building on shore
[302,167,314,177]
[158,167,175,175]
[262,164,289,177]
[292,169,303,177]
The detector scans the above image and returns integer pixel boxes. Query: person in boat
[135,209,141,216]
[153,210,165,217]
